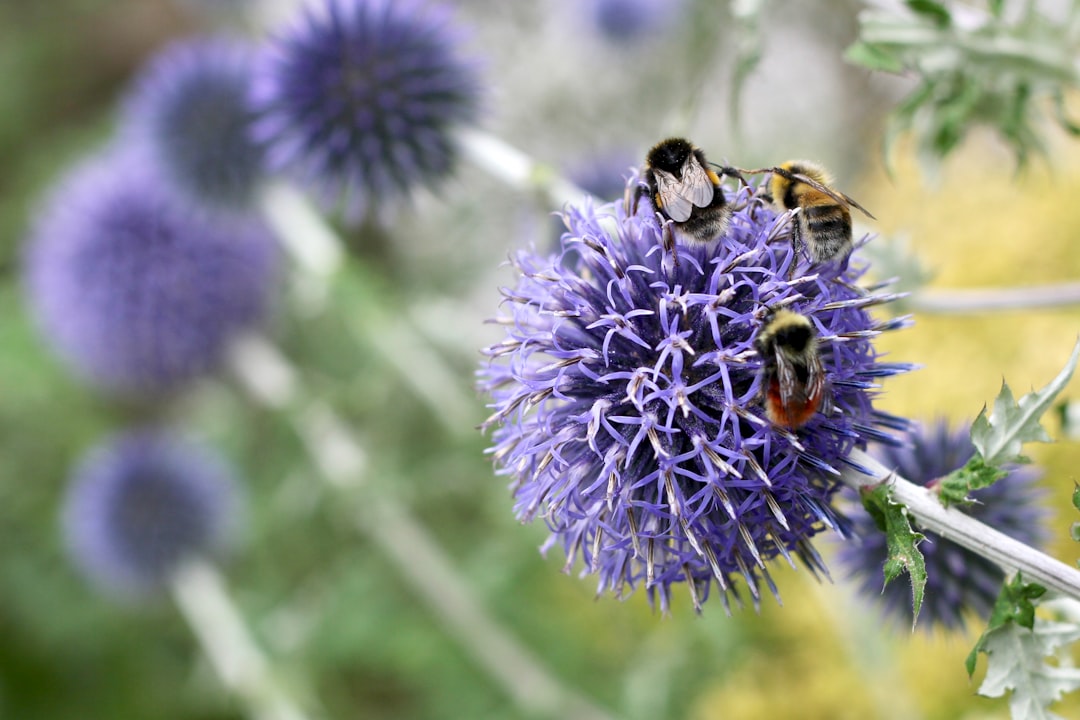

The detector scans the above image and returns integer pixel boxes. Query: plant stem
[171,560,311,720]
[227,336,618,720]
[840,448,1080,599]
[256,185,476,436]
[910,282,1080,313]
[456,128,588,208]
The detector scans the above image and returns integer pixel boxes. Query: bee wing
[740,166,876,220]
[680,155,716,207]
[653,168,694,222]
[834,190,876,220]
[775,350,825,409]
[784,172,876,221]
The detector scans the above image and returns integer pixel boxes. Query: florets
[23,150,279,397]
[62,429,243,597]
[250,0,481,223]
[480,174,912,612]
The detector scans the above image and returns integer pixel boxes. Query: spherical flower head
[122,36,265,212]
[583,0,680,44]
[479,175,912,613]
[837,419,1050,631]
[62,429,243,598]
[250,0,482,223]
[23,150,279,397]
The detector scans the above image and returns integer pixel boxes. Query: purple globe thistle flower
[122,37,265,212]
[62,429,243,597]
[583,0,679,44]
[837,419,1050,631]
[479,174,912,613]
[23,150,279,397]
[249,0,482,223]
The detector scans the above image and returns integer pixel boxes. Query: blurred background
[2,0,1080,718]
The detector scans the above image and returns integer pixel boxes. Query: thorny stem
[227,335,617,720]
[910,282,1080,313]
[171,560,311,720]
[840,448,1080,600]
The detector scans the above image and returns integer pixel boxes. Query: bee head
[769,160,833,211]
[755,308,816,356]
[646,138,696,176]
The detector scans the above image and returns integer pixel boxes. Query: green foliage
[860,483,927,627]
[966,576,1080,720]
[1072,485,1080,546]
[971,339,1080,467]
[847,1,1080,169]
[938,454,1008,507]
[935,338,1078,515]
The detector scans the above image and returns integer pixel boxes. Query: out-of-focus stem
[910,282,1080,313]
[227,336,618,720]
[256,184,476,436]
[171,560,311,720]
[456,128,588,208]
[840,449,1080,600]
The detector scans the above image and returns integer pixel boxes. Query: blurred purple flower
[250,0,481,223]
[584,0,679,44]
[23,150,279,397]
[63,429,243,597]
[479,174,912,613]
[837,419,1050,631]
[122,37,265,212]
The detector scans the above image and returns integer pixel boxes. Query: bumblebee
[746,161,874,265]
[639,138,741,246]
[754,309,825,429]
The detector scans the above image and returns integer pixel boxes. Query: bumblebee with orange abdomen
[638,138,741,246]
[747,160,874,265]
[754,309,826,429]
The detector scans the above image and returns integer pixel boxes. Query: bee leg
[661,220,680,267]
[787,211,804,281]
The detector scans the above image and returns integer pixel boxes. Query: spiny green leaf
[972,339,1080,466]
[844,41,906,73]
[1072,484,1080,552]
[905,0,951,28]
[938,454,1009,507]
[966,577,1080,720]
[967,575,1048,676]
[860,484,926,627]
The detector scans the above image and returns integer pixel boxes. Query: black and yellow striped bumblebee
[748,160,875,265]
[636,137,745,247]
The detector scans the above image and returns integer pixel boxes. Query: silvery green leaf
[976,619,1080,719]
[971,339,1080,466]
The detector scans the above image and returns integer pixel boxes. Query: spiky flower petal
[250,0,481,222]
[838,419,1050,630]
[479,174,912,613]
[23,150,279,397]
[62,429,243,597]
[122,37,265,212]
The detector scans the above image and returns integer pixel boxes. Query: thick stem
[840,448,1080,599]
[910,282,1080,313]
[171,560,310,720]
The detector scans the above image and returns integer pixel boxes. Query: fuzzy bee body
[754,309,825,429]
[640,138,734,245]
[750,160,874,266]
